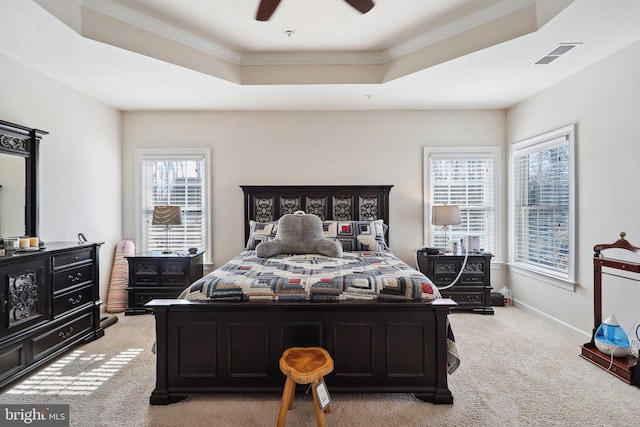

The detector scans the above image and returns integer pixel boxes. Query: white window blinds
[427,150,497,254]
[510,125,575,283]
[139,156,207,254]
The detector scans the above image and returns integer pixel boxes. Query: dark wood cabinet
[0,242,104,389]
[125,251,204,315]
[417,252,494,315]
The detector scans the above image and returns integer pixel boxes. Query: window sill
[508,263,576,291]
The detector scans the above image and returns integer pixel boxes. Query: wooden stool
[277,347,334,427]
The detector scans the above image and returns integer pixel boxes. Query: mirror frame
[0,119,48,238]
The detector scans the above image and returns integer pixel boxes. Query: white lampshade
[431,205,461,226]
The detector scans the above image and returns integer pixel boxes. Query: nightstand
[125,250,204,315]
[416,252,494,315]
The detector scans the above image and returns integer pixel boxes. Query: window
[510,125,575,287]
[135,149,211,263]
[424,147,500,259]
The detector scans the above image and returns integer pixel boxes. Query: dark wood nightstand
[416,252,494,315]
[125,250,204,315]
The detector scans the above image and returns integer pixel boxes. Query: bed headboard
[241,185,393,243]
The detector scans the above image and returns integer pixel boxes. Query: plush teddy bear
[256,211,343,258]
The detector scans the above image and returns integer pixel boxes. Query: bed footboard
[146,298,456,405]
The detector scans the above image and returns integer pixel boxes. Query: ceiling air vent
[533,43,581,65]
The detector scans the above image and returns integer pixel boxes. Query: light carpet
[1,306,638,426]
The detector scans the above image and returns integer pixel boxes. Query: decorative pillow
[245,220,278,250]
[322,219,389,251]
[256,212,343,258]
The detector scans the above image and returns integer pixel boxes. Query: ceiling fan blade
[344,0,375,14]
[256,0,282,21]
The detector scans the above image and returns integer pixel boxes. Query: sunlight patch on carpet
[5,349,144,396]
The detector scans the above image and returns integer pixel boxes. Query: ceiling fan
[256,0,375,21]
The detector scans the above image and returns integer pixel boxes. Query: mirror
[0,153,26,236]
[0,120,47,241]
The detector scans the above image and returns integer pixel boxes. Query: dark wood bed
[145,185,457,405]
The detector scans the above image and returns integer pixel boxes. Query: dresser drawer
[31,312,93,361]
[0,342,26,383]
[52,249,93,269]
[53,284,93,317]
[53,264,94,292]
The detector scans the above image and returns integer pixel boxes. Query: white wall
[122,109,506,287]
[506,39,640,339]
[0,53,123,305]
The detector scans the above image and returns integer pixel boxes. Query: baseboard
[513,298,591,341]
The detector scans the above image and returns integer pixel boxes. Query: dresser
[417,252,494,314]
[125,251,204,315]
[0,242,104,389]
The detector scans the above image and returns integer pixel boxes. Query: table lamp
[432,205,461,253]
[152,206,182,254]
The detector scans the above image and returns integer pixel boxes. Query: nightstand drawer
[460,275,484,284]
[134,275,158,284]
[161,276,187,285]
[133,289,184,307]
[443,290,485,307]
[433,274,457,284]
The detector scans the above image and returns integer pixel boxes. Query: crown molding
[241,52,384,66]
[80,0,538,67]
[80,0,242,63]
[382,0,536,62]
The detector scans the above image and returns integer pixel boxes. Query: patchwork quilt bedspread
[180,250,442,302]
[179,249,460,374]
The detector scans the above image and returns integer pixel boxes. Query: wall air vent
[533,43,581,65]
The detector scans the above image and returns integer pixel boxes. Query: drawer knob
[68,272,83,283]
[69,295,83,305]
[58,326,74,339]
